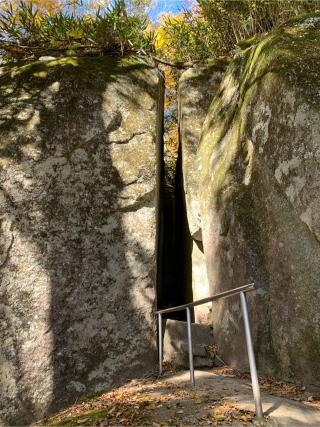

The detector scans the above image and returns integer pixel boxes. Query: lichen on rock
[0,56,164,424]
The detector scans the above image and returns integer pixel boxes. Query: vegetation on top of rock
[2,0,320,67]
[0,0,155,60]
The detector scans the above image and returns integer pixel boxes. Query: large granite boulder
[0,56,163,424]
[178,60,228,323]
[197,15,320,383]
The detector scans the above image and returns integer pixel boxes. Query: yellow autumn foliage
[155,12,186,61]
[1,0,62,14]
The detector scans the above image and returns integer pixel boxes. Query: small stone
[39,56,57,61]
[308,396,314,402]
[77,418,89,424]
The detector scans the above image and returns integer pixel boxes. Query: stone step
[180,343,208,357]
[170,352,214,369]
[164,319,213,347]
[163,319,214,365]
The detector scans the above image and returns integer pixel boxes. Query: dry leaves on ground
[214,367,320,409]
[36,378,256,426]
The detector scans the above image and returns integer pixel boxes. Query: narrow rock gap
[156,66,193,321]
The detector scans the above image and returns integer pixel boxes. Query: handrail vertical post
[240,291,263,420]
[158,313,163,376]
[186,307,195,386]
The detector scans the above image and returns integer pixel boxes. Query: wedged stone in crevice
[178,58,229,324]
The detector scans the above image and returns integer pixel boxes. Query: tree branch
[0,41,198,69]
[150,55,197,69]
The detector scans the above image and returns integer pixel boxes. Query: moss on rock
[197,14,320,383]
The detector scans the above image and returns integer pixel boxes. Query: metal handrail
[156,283,263,420]
[156,283,254,314]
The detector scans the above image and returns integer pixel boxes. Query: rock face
[197,15,320,383]
[178,60,228,323]
[0,57,163,424]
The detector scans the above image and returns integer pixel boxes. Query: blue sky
[148,0,196,21]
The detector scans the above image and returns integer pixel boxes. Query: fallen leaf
[213,413,225,421]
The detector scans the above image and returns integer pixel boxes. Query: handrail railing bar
[156,283,263,420]
[240,291,263,419]
[156,283,254,314]
[186,307,195,386]
[158,313,163,376]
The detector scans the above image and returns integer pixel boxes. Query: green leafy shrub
[158,0,320,62]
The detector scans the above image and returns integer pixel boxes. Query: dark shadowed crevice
[156,77,193,320]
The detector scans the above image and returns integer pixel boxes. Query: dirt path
[36,369,320,426]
